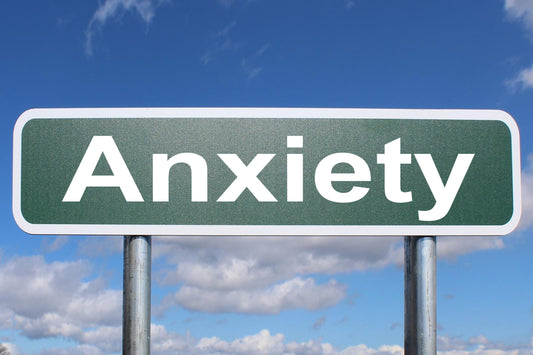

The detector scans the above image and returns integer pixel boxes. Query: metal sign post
[405,236,437,355]
[123,236,152,355]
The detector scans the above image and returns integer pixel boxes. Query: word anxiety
[63,135,474,222]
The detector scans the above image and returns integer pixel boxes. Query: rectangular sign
[13,108,521,236]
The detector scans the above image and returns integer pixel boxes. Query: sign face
[13,108,521,236]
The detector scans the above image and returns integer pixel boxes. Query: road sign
[13,108,521,236]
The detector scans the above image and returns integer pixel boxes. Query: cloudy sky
[2,0,533,354]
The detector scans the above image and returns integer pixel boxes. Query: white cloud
[39,344,104,355]
[241,43,270,80]
[196,329,335,355]
[151,323,195,353]
[218,0,237,7]
[217,0,257,8]
[241,58,263,80]
[201,22,269,79]
[1,343,22,355]
[41,236,70,253]
[77,236,123,257]
[0,239,519,353]
[14,312,82,339]
[505,0,533,36]
[437,333,533,355]
[174,277,346,314]
[339,344,403,355]
[187,331,533,355]
[158,330,533,355]
[0,306,14,328]
[313,315,327,330]
[468,335,490,345]
[436,237,504,261]
[504,0,533,91]
[0,256,92,318]
[85,0,165,56]
[163,257,275,290]
[64,288,121,326]
[155,234,504,290]
[200,21,241,65]
[78,326,122,352]
[8,312,533,355]
[155,236,403,287]
[12,314,121,352]
[506,64,533,91]
[193,331,405,355]
[154,236,402,313]
[439,334,470,352]
[153,233,510,314]
[0,255,122,350]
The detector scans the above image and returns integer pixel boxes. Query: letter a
[63,136,143,202]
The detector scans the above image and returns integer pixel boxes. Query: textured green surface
[20,117,513,226]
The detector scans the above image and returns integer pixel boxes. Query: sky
[1,0,533,354]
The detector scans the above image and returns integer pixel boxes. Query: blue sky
[2,0,533,354]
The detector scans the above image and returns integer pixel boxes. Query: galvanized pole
[404,236,436,355]
[123,236,152,355]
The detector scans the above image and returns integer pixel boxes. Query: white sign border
[13,107,522,236]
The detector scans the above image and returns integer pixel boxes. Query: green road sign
[13,108,521,236]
